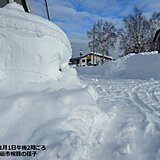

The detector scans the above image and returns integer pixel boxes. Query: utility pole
[93,26,96,66]
[44,0,50,20]
[21,0,29,13]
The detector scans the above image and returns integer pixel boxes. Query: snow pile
[76,52,160,80]
[0,2,71,82]
[0,70,107,160]
[105,52,160,79]
[0,3,107,160]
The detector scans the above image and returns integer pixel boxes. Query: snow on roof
[91,52,113,59]
[78,52,113,60]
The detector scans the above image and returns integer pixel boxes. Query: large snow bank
[76,52,160,80]
[0,3,107,160]
[105,52,160,79]
[0,2,72,82]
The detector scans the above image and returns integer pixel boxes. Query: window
[82,59,85,62]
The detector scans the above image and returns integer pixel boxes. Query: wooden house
[69,52,113,67]
[153,29,160,53]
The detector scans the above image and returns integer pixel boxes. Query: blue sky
[28,0,160,55]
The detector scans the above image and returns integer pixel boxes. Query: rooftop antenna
[44,0,50,20]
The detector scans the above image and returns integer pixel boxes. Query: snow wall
[76,52,160,80]
[0,2,72,82]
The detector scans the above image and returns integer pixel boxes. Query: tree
[119,8,151,55]
[87,19,117,55]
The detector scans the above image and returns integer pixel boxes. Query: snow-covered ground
[80,77,160,160]
[76,52,160,160]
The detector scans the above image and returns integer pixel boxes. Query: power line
[105,0,116,17]
[105,0,130,18]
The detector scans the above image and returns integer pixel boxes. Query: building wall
[156,34,160,53]
[79,57,87,66]
[78,54,112,67]
[91,55,103,65]
[158,39,160,53]
[79,55,103,66]
[96,56,103,64]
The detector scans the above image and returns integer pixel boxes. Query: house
[153,29,160,53]
[69,52,113,67]
[0,0,29,12]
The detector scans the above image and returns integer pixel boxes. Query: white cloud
[50,4,123,34]
[49,3,123,56]
[50,5,94,23]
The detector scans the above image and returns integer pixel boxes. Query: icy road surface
[80,76,160,160]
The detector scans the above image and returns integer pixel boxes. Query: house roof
[153,29,160,42]
[78,52,113,60]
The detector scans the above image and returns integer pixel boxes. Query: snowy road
[80,76,160,160]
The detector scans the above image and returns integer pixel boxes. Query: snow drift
[77,52,160,80]
[0,2,72,82]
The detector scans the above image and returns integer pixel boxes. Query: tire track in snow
[130,82,160,135]
[81,78,141,159]
[80,77,160,160]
